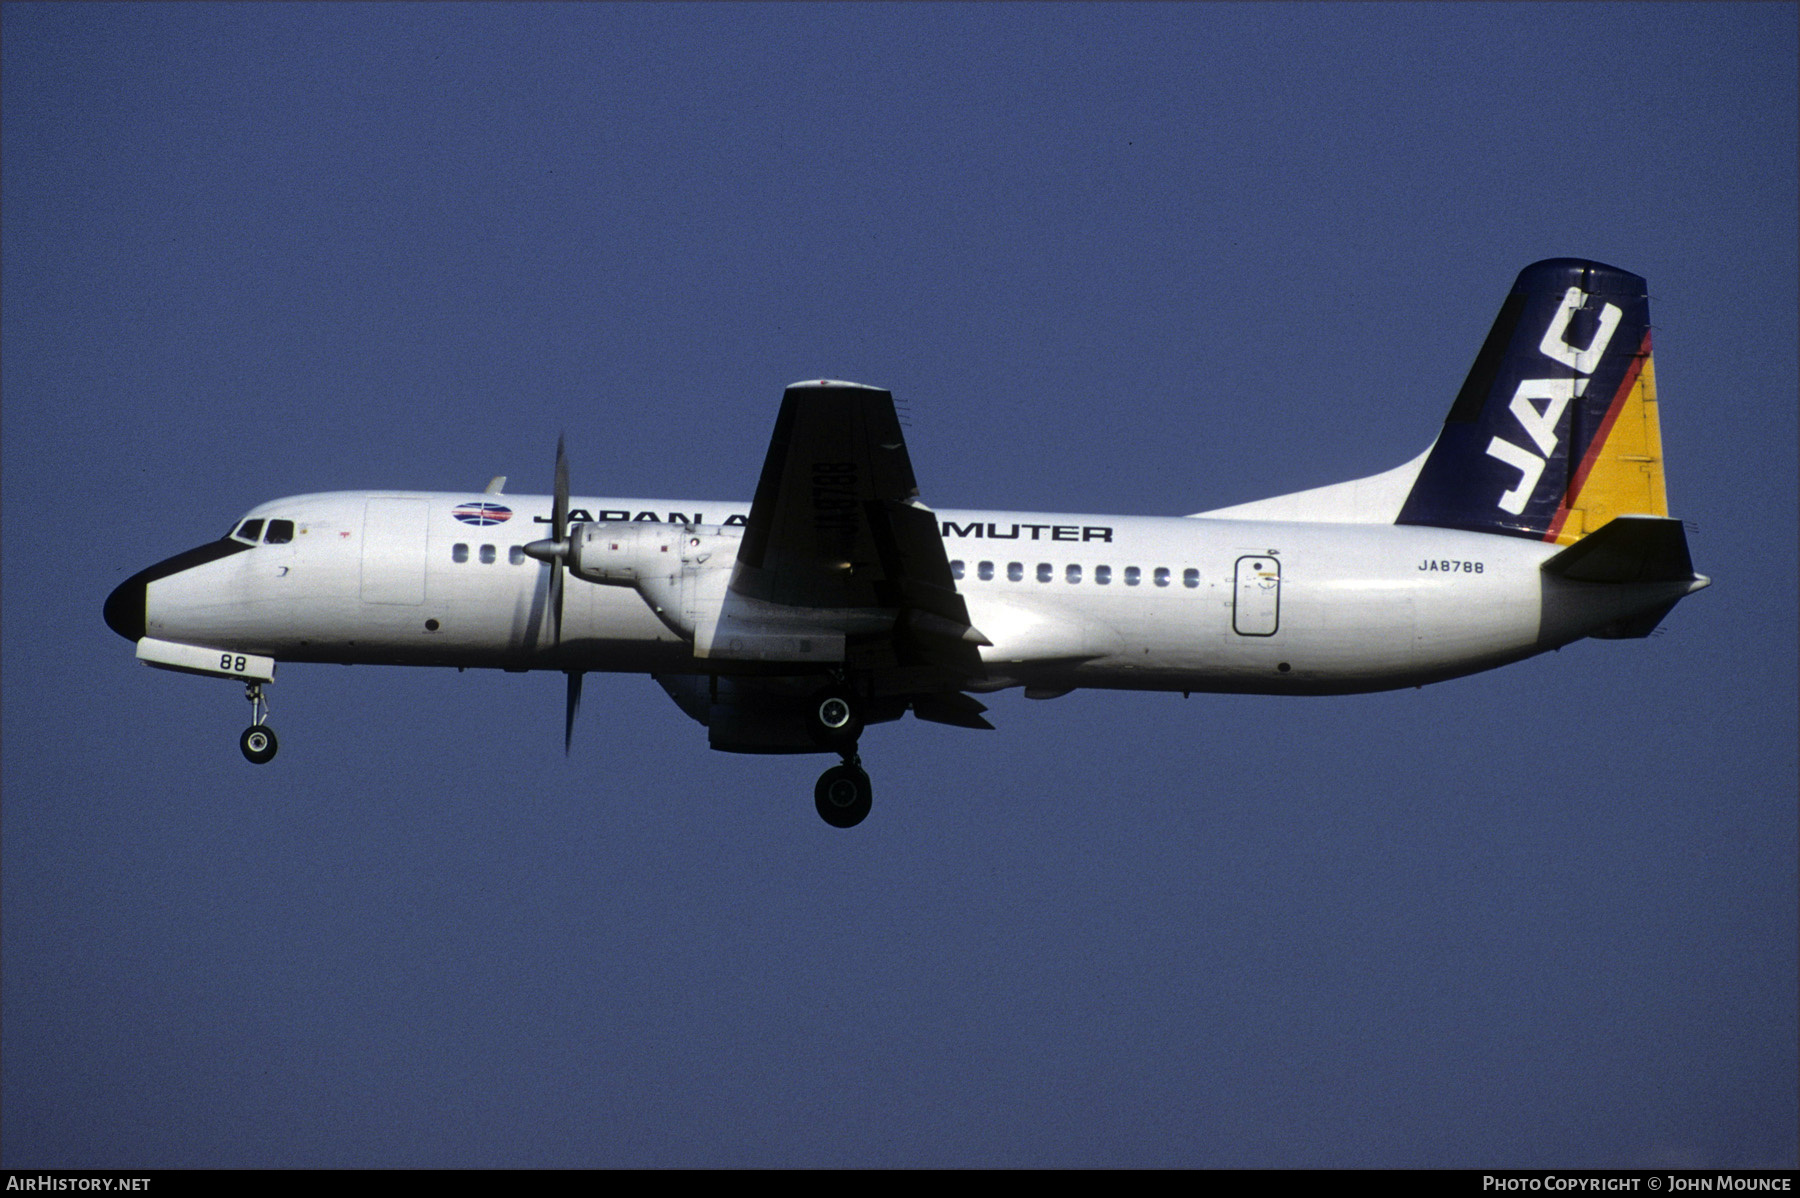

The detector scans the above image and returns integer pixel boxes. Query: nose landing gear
[239,680,278,764]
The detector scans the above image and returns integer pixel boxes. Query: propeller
[523,435,584,753]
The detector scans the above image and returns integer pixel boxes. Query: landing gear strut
[239,681,278,764]
[814,753,873,828]
[807,683,872,826]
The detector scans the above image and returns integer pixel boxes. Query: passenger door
[1232,554,1280,636]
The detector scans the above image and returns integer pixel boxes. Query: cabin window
[1095,565,1112,585]
[452,543,469,563]
[1007,562,1024,582]
[950,560,965,580]
[977,560,994,581]
[1065,564,1082,584]
[1124,566,1141,586]
[479,544,497,564]
[509,545,526,565]
[1036,563,1053,583]
[235,519,264,544]
[1154,567,1170,587]
[264,519,294,544]
[1183,568,1200,589]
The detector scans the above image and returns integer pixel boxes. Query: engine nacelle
[567,522,740,640]
[569,521,681,585]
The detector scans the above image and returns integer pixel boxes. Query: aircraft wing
[697,380,988,690]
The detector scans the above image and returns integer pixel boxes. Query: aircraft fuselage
[112,489,1693,699]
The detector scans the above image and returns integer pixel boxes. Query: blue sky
[4,2,1795,1168]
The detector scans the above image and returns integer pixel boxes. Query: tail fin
[1396,259,1668,544]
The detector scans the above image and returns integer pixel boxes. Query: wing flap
[911,691,996,730]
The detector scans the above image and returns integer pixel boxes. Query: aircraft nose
[104,575,147,641]
[103,537,254,644]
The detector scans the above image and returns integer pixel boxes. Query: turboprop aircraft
[104,259,1709,827]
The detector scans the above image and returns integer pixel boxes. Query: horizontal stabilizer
[1587,598,1683,640]
[1541,515,1698,584]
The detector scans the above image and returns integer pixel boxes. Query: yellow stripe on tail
[1547,332,1669,545]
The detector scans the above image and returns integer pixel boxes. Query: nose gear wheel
[239,681,277,764]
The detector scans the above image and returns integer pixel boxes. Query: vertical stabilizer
[1396,259,1668,543]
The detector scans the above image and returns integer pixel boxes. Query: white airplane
[105,259,1709,826]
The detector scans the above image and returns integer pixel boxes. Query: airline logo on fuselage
[453,502,513,526]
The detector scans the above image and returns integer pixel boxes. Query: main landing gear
[814,754,872,828]
[239,680,278,764]
[807,685,872,827]
[806,688,863,749]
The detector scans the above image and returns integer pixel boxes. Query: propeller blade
[515,436,579,752]
[564,670,583,754]
[550,549,564,645]
[521,434,576,645]
[552,434,570,646]
[553,434,569,535]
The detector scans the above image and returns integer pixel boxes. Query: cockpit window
[265,519,295,544]
[234,519,265,544]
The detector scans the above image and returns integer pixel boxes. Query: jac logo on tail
[1484,287,1620,515]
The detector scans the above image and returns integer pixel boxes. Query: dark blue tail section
[1395,259,1657,542]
